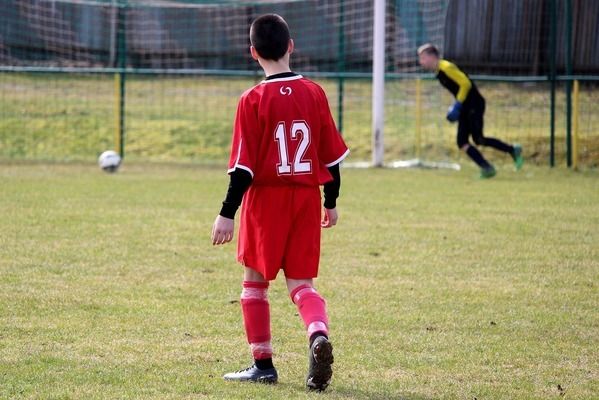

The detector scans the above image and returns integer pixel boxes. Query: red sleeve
[227,94,259,177]
[317,89,349,167]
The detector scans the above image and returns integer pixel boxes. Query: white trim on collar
[261,75,303,84]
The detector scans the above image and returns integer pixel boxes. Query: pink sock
[241,281,272,359]
[290,284,329,338]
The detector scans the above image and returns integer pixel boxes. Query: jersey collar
[262,72,303,84]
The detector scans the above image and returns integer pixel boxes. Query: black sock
[255,358,274,370]
[309,331,328,348]
[484,137,514,154]
[466,146,492,169]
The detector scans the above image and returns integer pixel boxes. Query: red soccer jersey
[227,74,349,185]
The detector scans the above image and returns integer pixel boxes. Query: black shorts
[457,98,486,147]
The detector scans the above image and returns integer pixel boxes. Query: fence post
[115,0,127,158]
[549,0,557,167]
[415,78,422,160]
[572,80,579,170]
[337,0,345,135]
[114,73,122,154]
[565,0,573,167]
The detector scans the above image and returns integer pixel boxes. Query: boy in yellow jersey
[418,43,523,178]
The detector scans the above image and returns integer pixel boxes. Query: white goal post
[372,0,386,167]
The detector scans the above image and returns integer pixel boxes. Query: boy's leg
[287,279,334,391]
[457,122,492,169]
[283,187,333,391]
[242,269,273,364]
[471,126,523,170]
[284,188,329,342]
[462,143,493,170]
[475,135,514,154]
[287,279,329,342]
[469,104,521,163]
[457,113,495,178]
[223,267,277,383]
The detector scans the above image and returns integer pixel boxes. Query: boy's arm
[322,164,340,228]
[315,84,348,228]
[214,93,258,245]
[220,169,253,218]
[323,164,340,210]
[440,60,472,122]
[440,60,472,103]
[212,168,252,245]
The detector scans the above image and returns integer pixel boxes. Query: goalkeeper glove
[446,101,462,122]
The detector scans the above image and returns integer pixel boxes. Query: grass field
[1,162,597,399]
[1,73,598,167]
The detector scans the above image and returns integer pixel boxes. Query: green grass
[1,73,598,167]
[1,162,598,399]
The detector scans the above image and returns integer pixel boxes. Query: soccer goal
[10,0,597,167]
[0,0,458,166]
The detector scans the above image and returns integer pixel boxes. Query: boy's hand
[446,101,462,122]
[212,215,235,245]
[321,207,338,228]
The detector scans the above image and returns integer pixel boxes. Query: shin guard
[241,281,272,360]
[290,284,329,338]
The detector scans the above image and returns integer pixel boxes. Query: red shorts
[237,185,321,281]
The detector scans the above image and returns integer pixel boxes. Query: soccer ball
[98,150,121,173]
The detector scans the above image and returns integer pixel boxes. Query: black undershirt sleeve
[323,163,341,209]
[219,168,253,219]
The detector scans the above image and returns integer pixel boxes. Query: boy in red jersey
[211,14,349,391]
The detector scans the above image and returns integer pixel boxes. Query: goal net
[0,0,456,164]
[4,0,593,167]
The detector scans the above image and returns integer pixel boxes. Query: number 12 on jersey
[274,121,312,175]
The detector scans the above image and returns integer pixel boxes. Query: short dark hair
[417,43,439,57]
[250,14,290,61]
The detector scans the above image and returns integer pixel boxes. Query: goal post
[370,0,459,170]
[371,0,385,167]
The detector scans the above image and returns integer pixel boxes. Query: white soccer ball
[98,150,121,173]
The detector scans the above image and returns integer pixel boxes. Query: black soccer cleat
[223,364,278,384]
[306,336,334,391]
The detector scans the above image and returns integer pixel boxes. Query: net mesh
[0,0,448,72]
